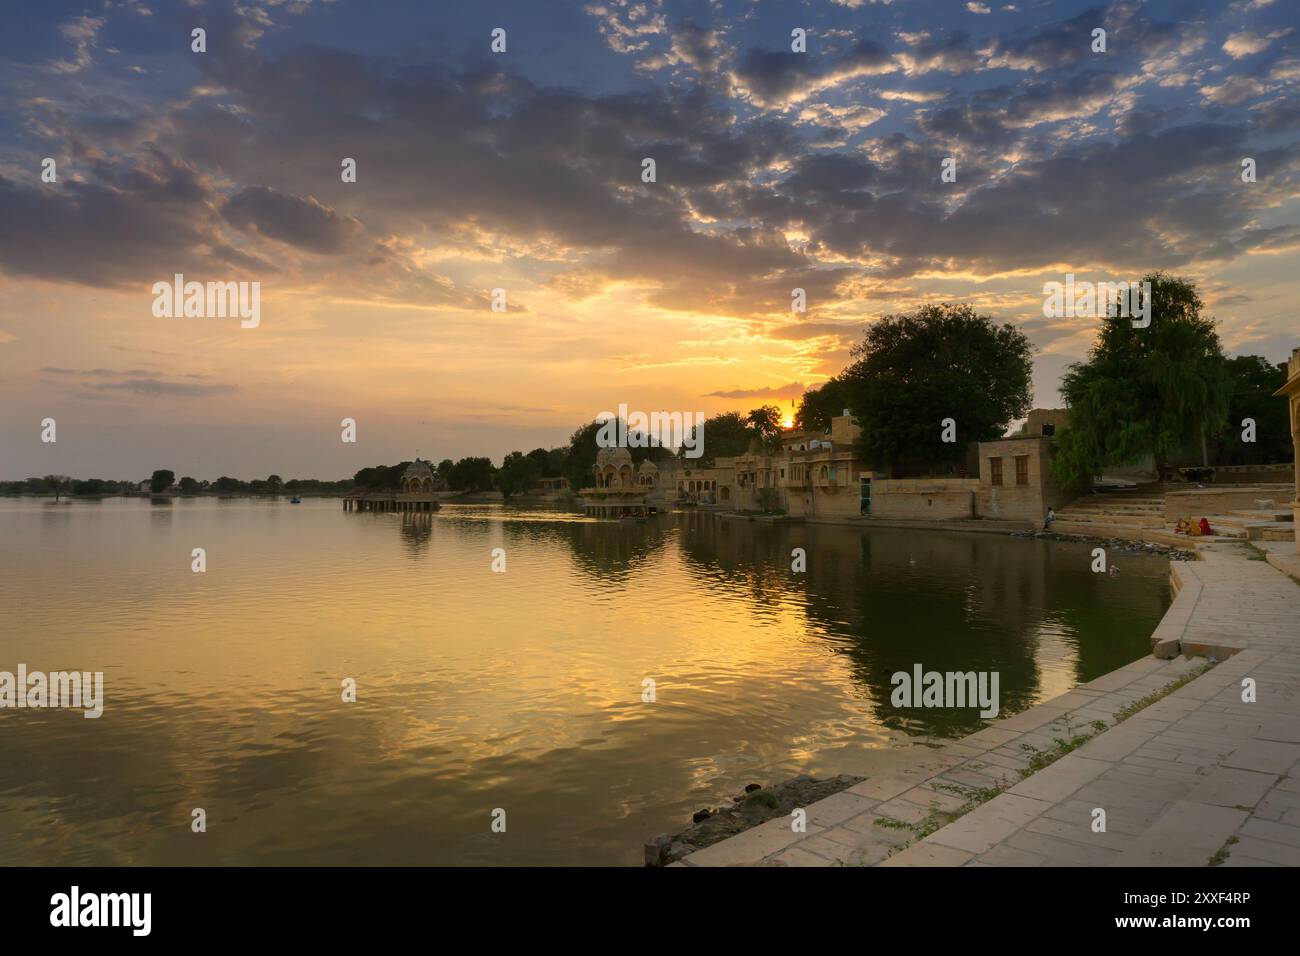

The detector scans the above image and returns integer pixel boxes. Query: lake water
[0,497,1171,865]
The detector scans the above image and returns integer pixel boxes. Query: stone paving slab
[1113,801,1250,866]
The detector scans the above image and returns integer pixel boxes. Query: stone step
[1062,505,1165,514]
[1072,496,1165,504]
[1053,514,1165,528]
[1226,509,1293,522]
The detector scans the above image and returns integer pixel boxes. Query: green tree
[149,469,175,494]
[1219,355,1293,465]
[526,447,552,475]
[746,405,784,452]
[43,474,73,501]
[564,420,605,491]
[353,463,408,490]
[546,446,569,477]
[450,457,495,492]
[178,476,200,494]
[267,474,283,494]
[687,411,755,462]
[497,451,542,499]
[795,377,849,432]
[1053,273,1231,490]
[844,303,1033,474]
[436,459,454,485]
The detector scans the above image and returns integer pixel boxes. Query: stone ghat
[667,539,1300,867]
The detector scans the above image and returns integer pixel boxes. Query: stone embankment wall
[870,478,978,520]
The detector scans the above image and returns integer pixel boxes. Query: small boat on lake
[290,496,302,504]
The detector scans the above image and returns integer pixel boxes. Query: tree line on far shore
[4,409,796,502]
[7,273,1290,501]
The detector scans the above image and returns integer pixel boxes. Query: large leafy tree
[683,411,759,462]
[43,474,73,501]
[746,405,784,452]
[564,420,606,491]
[497,451,542,499]
[450,457,495,492]
[1053,273,1231,490]
[524,446,570,478]
[679,406,793,463]
[844,303,1033,473]
[1219,355,1293,465]
[795,377,849,432]
[352,463,409,490]
[149,469,175,494]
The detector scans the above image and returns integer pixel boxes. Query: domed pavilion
[581,447,655,518]
[344,457,444,513]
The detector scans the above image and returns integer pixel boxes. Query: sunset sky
[1,0,1297,480]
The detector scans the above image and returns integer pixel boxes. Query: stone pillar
[1274,347,1300,553]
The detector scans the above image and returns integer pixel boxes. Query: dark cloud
[732,39,894,107]
[898,32,984,75]
[86,378,239,397]
[222,186,363,254]
[705,382,804,399]
[989,3,1126,72]
[0,167,251,288]
[43,367,153,376]
[767,322,865,343]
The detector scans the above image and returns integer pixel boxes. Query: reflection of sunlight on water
[437,503,596,524]
[0,497,1171,866]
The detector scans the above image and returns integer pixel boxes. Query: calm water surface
[0,497,1171,865]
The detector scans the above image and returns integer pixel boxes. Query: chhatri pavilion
[344,458,444,512]
[580,447,658,517]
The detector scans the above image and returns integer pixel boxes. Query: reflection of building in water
[344,458,445,513]
[398,511,434,550]
[530,514,668,580]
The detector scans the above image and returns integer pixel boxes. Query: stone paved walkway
[676,542,1300,867]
